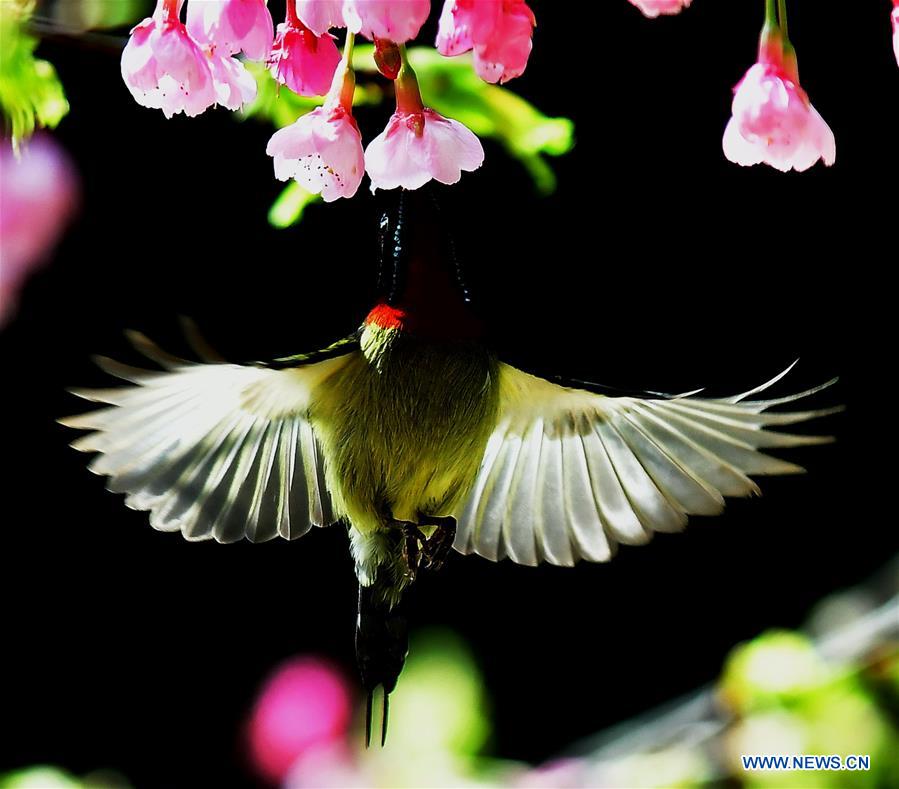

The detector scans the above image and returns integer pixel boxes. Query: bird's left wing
[61,334,353,543]
[452,363,839,566]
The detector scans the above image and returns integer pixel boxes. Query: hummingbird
[61,188,838,745]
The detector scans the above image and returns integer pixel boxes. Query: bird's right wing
[61,334,353,543]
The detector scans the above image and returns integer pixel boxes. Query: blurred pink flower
[121,0,216,118]
[365,107,484,190]
[723,34,835,172]
[283,742,370,789]
[343,0,430,43]
[186,0,274,60]
[1,136,79,327]
[247,657,353,785]
[436,0,535,84]
[269,3,341,96]
[628,0,692,17]
[296,0,346,36]
[892,3,899,67]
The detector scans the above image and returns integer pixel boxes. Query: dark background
[2,1,896,785]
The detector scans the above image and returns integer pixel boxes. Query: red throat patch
[364,304,407,331]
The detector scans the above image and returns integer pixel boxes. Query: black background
[2,1,896,786]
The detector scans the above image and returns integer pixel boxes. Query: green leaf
[268,181,321,228]
[0,1,70,149]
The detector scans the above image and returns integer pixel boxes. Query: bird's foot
[419,517,456,571]
[398,522,425,582]
[391,517,456,580]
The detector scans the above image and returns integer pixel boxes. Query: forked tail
[355,581,409,747]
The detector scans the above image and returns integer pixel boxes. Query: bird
[61,188,839,745]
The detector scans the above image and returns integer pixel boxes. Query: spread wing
[453,362,839,566]
[61,334,352,543]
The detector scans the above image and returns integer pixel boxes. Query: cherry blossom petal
[892,5,899,68]
[187,0,274,60]
[267,106,364,201]
[343,0,430,43]
[723,55,835,173]
[295,0,346,36]
[629,0,692,18]
[436,0,499,57]
[472,1,535,84]
[365,108,484,191]
[269,21,341,97]
[121,13,216,118]
[207,51,258,110]
[436,0,534,83]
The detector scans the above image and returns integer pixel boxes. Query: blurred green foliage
[268,180,321,228]
[718,630,899,789]
[243,46,575,229]
[0,1,69,150]
[49,0,146,32]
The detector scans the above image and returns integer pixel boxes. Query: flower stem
[161,0,180,21]
[285,0,300,27]
[332,32,356,111]
[764,0,776,28]
[776,0,789,40]
[395,44,423,114]
[343,31,355,62]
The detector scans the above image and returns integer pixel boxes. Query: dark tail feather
[364,689,373,749]
[356,582,409,748]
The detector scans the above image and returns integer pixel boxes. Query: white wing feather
[61,338,351,543]
[453,364,839,566]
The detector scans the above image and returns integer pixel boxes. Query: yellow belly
[309,335,499,537]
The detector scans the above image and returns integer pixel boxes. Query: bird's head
[362,186,483,347]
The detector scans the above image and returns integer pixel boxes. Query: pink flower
[343,0,430,43]
[186,0,274,60]
[436,0,535,84]
[628,0,692,18]
[365,108,484,191]
[205,48,258,109]
[723,35,835,172]
[295,0,346,36]
[121,0,216,118]
[247,657,352,785]
[892,3,899,68]
[266,92,364,200]
[269,4,341,96]
[1,135,79,328]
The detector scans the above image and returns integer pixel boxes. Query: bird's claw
[400,522,424,581]
[421,520,455,571]
[393,517,456,580]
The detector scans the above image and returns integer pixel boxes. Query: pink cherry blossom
[295,0,346,36]
[628,0,692,18]
[365,108,484,191]
[269,4,341,96]
[121,0,216,118]
[723,37,835,172]
[892,3,899,68]
[436,0,535,84]
[343,0,430,43]
[266,99,364,200]
[1,135,79,327]
[205,48,258,110]
[186,0,274,60]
